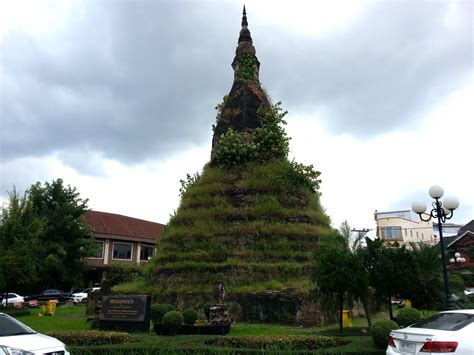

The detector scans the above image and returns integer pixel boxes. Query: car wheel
[81,298,87,304]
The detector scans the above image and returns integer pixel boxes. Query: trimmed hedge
[207,335,348,350]
[162,311,184,335]
[370,320,399,350]
[151,303,175,324]
[45,331,136,346]
[183,308,198,325]
[396,307,422,328]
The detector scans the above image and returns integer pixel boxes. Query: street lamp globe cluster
[450,252,466,265]
[411,185,460,310]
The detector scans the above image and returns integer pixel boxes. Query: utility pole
[351,228,370,250]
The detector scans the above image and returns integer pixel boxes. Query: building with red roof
[83,211,164,284]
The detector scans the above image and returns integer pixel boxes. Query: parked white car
[464,288,474,297]
[70,287,100,304]
[0,312,69,354]
[387,309,474,354]
[0,293,24,306]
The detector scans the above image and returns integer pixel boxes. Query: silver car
[0,313,69,354]
[387,310,474,354]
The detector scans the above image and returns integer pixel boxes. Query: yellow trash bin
[46,300,58,316]
[342,310,352,327]
[404,299,412,308]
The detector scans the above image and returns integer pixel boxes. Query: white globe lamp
[429,185,444,199]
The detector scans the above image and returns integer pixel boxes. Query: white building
[374,209,436,245]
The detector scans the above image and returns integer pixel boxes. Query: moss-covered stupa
[147,7,333,323]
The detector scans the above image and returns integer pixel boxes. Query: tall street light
[412,185,460,310]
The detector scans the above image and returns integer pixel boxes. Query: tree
[314,242,353,332]
[337,221,372,328]
[365,238,411,319]
[0,180,95,293]
[314,224,371,332]
[0,187,43,295]
[365,239,445,313]
[405,242,443,309]
[28,179,95,289]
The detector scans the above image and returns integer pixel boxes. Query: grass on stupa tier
[114,277,314,294]
[155,249,314,264]
[147,159,333,294]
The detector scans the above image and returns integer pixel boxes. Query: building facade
[83,211,164,284]
[374,209,436,245]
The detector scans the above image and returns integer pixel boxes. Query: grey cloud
[1,1,471,174]
[260,2,472,136]
[1,2,238,172]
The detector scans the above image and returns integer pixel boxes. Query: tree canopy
[0,179,95,294]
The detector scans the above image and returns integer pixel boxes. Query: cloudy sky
[1,0,472,232]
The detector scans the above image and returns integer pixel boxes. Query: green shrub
[162,311,183,335]
[182,308,198,325]
[207,335,348,350]
[150,303,175,324]
[397,307,422,327]
[45,331,135,346]
[370,320,399,349]
[107,263,143,286]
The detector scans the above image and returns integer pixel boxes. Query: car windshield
[0,315,35,336]
[412,312,474,331]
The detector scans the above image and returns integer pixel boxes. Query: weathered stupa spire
[211,6,269,158]
[238,5,252,43]
[232,5,260,82]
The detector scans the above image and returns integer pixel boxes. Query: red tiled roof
[84,211,164,241]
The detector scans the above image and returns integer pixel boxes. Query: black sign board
[99,295,151,332]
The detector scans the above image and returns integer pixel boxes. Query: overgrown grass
[147,159,333,301]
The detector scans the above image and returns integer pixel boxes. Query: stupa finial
[238,5,252,43]
[242,5,247,26]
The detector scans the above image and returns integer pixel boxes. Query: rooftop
[84,210,164,240]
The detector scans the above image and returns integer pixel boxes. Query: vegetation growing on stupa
[146,158,332,295]
[143,97,332,295]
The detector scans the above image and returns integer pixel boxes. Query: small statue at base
[209,282,232,328]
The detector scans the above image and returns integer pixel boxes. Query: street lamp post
[412,185,460,310]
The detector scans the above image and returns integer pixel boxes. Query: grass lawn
[15,305,386,354]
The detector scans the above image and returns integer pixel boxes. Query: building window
[140,246,155,261]
[404,229,407,236]
[381,226,402,240]
[90,241,104,259]
[113,242,132,260]
[416,231,419,239]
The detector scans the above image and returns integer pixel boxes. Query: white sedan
[70,287,100,304]
[0,312,69,354]
[387,309,474,354]
[0,293,24,306]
